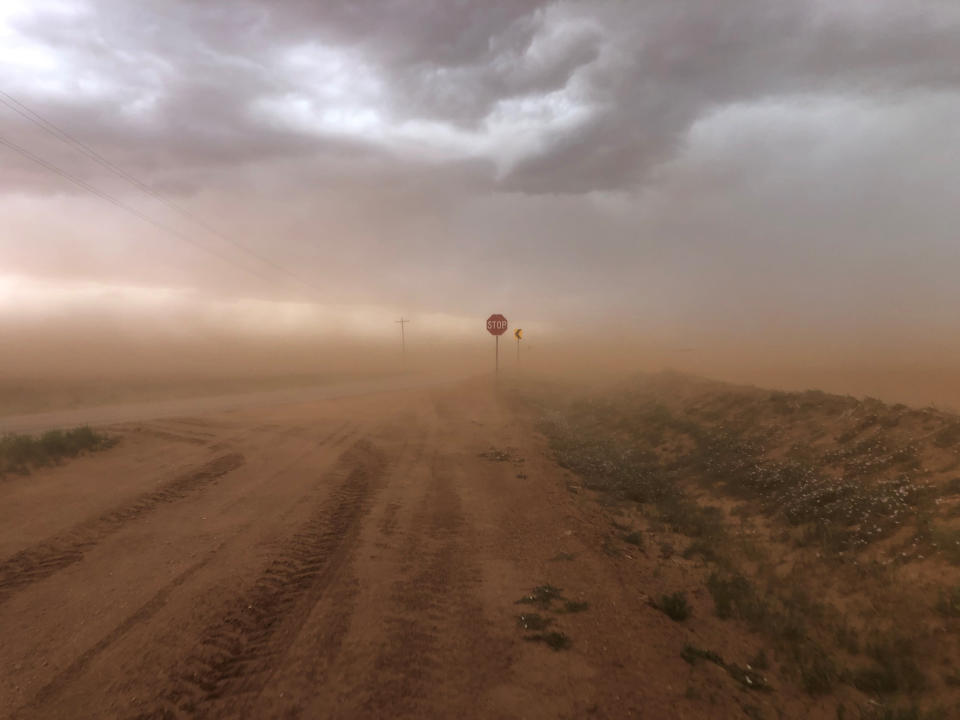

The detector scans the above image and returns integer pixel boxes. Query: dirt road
[0,380,750,719]
[0,373,464,434]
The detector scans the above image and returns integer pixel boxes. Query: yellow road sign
[514,328,523,340]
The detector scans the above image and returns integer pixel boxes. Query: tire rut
[15,552,220,718]
[360,452,474,718]
[134,429,211,446]
[243,420,432,720]
[0,453,244,606]
[139,439,386,720]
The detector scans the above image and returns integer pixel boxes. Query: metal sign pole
[486,314,508,382]
[395,317,409,368]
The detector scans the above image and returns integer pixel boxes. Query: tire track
[140,439,386,720]
[133,429,210,446]
[15,552,219,717]
[158,419,218,435]
[362,452,468,717]
[203,422,358,531]
[204,420,334,454]
[324,421,357,448]
[14,423,364,718]
[356,449,509,720]
[377,502,401,537]
[240,419,432,720]
[0,453,244,606]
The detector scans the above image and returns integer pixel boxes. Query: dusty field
[5,374,958,719]
[0,378,720,720]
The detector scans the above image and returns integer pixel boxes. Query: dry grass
[0,426,115,479]
[529,371,960,716]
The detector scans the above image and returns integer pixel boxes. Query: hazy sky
[2,0,959,350]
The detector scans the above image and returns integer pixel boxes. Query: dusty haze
[8,7,960,719]
[3,0,960,409]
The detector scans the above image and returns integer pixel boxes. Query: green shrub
[853,634,925,694]
[796,645,838,695]
[516,584,564,608]
[934,423,960,448]
[517,613,553,631]
[707,572,766,623]
[655,591,691,621]
[524,632,571,650]
[0,426,114,478]
[681,644,723,666]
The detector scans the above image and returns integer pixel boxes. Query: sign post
[486,314,508,376]
[514,328,523,364]
[395,317,409,368]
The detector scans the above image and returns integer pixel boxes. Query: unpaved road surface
[0,373,463,434]
[0,380,741,719]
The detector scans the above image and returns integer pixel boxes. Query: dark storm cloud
[503,1,960,191]
[3,0,960,357]
[3,0,959,193]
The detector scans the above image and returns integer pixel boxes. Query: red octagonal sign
[486,314,508,336]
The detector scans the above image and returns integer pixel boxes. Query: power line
[0,89,324,294]
[0,132,282,285]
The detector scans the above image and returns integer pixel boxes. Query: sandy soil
[0,379,758,720]
[0,373,463,434]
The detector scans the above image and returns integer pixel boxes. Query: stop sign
[486,314,508,336]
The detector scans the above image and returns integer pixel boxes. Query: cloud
[1,0,960,359]
[4,0,959,192]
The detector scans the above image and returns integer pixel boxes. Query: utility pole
[395,317,409,368]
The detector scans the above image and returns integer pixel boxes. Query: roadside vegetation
[527,372,960,718]
[0,426,116,478]
[514,584,582,651]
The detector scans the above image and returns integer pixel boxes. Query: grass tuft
[654,591,691,621]
[707,572,766,623]
[517,613,553,631]
[516,584,564,608]
[681,644,724,666]
[524,631,571,651]
[852,633,925,695]
[1,426,115,478]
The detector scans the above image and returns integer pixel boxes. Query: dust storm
[4,1,960,718]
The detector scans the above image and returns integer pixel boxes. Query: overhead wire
[0,132,284,286]
[0,89,324,294]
